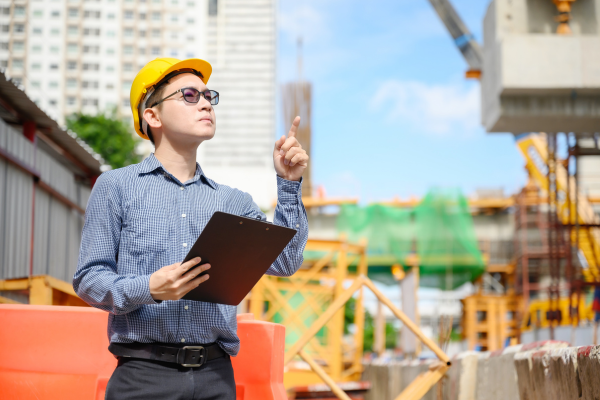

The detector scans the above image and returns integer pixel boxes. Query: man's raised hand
[273,116,309,182]
[149,257,210,301]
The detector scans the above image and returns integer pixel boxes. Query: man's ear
[143,108,162,130]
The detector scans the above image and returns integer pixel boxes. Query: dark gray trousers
[105,355,236,400]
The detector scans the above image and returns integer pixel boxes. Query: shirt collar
[138,153,217,190]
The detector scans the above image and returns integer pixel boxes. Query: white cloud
[370,80,480,136]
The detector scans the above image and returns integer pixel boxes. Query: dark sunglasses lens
[182,88,200,103]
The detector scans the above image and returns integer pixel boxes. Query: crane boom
[427,0,483,71]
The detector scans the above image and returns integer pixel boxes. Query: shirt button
[185,305,189,310]
[181,338,186,343]
[180,186,184,191]
[182,243,188,247]
[296,224,300,228]
[182,214,186,218]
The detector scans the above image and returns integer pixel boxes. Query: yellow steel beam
[0,295,21,304]
[299,349,352,400]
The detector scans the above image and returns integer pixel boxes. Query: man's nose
[197,95,213,112]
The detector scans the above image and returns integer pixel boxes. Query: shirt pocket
[124,207,170,256]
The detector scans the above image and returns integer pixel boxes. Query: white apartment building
[0,0,277,208]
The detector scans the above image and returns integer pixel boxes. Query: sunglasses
[150,87,220,108]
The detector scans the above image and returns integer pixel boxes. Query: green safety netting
[332,188,485,290]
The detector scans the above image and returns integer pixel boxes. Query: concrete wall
[362,341,579,400]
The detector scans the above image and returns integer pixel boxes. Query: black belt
[109,342,227,368]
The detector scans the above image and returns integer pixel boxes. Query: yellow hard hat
[130,57,212,140]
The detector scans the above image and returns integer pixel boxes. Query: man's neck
[154,144,199,184]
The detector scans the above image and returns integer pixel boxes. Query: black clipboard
[181,211,297,305]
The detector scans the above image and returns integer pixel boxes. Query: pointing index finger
[288,116,301,138]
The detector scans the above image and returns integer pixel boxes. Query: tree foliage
[345,296,397,351]
[66,110,141,170]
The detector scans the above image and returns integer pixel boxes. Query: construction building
[0,0,277,208]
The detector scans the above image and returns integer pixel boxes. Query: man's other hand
[149,257,210,301]
[274,116,309,182]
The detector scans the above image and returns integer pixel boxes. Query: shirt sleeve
[242,176,308,277]
[73,172,158,315]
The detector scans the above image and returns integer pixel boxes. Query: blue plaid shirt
[73,153,308,355]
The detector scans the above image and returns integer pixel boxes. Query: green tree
[345,297,397,351]
[66,109,141,169]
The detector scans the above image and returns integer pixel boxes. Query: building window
[122,98,130,107]
[139,30,146,37]
[84,10,101,18]
[12,59,24,70]
[124,28,133,37]
[83,28,101,36]
[152,12,160,21]
[50,64,59,70]
[153,0,161,4]
[106,65,115,72]
[67,78,77,88]
[49,99,58,106]
[106,48,115,55]
[31,63,41,71]
[68,8,78,17]
[83,45,100,53]
[124,10,134,19]
[170,50,177,57]
[49,81,59,88]
[122,80,132,90]
[107,13,115,19]
[171,14,178,22]
[138,47,146,55]
[0,25,8,33]
[67,43,78,53]
[139,12,146,20]
[31,81,41,88]
[33,10,43,18]
[107,30,116,37]
[14,24,25,34]
[123,46,133,55]
[14,6,26,16]
[82,98,98,106]
[12,41,24,51]
[186,35,194,42]
[51,10,60,17]
[67,61,77,70]
[0,7,9,15]
[51,28,60,35]
[82,81,99,88]
[106,83,114,89]
[151,29,160,38]
[33,27,42,35]
[50,46,59,54]
[67,97,77,106]
[68,26,78,36]
[0,42,7,50]
[187,18,194,23]
[32,45,42,53]
[208,0,218,16]
[82,63,99,71]
[151,46,160,56]
[0,60,8,68]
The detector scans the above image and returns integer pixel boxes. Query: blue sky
[276,0,527,203]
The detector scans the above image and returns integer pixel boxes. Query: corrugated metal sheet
[0,116,88,283]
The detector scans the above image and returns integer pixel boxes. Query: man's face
[152,73,216,145]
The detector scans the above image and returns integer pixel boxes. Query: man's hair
[142,70,204,145]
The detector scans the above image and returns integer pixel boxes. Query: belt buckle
[181,346,206,367]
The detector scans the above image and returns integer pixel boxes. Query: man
[73,58,309,399]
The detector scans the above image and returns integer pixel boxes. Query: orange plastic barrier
[0,305,287,400]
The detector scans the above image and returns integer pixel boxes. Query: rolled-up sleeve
[73,172,158,315]
[242,176,308,277]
